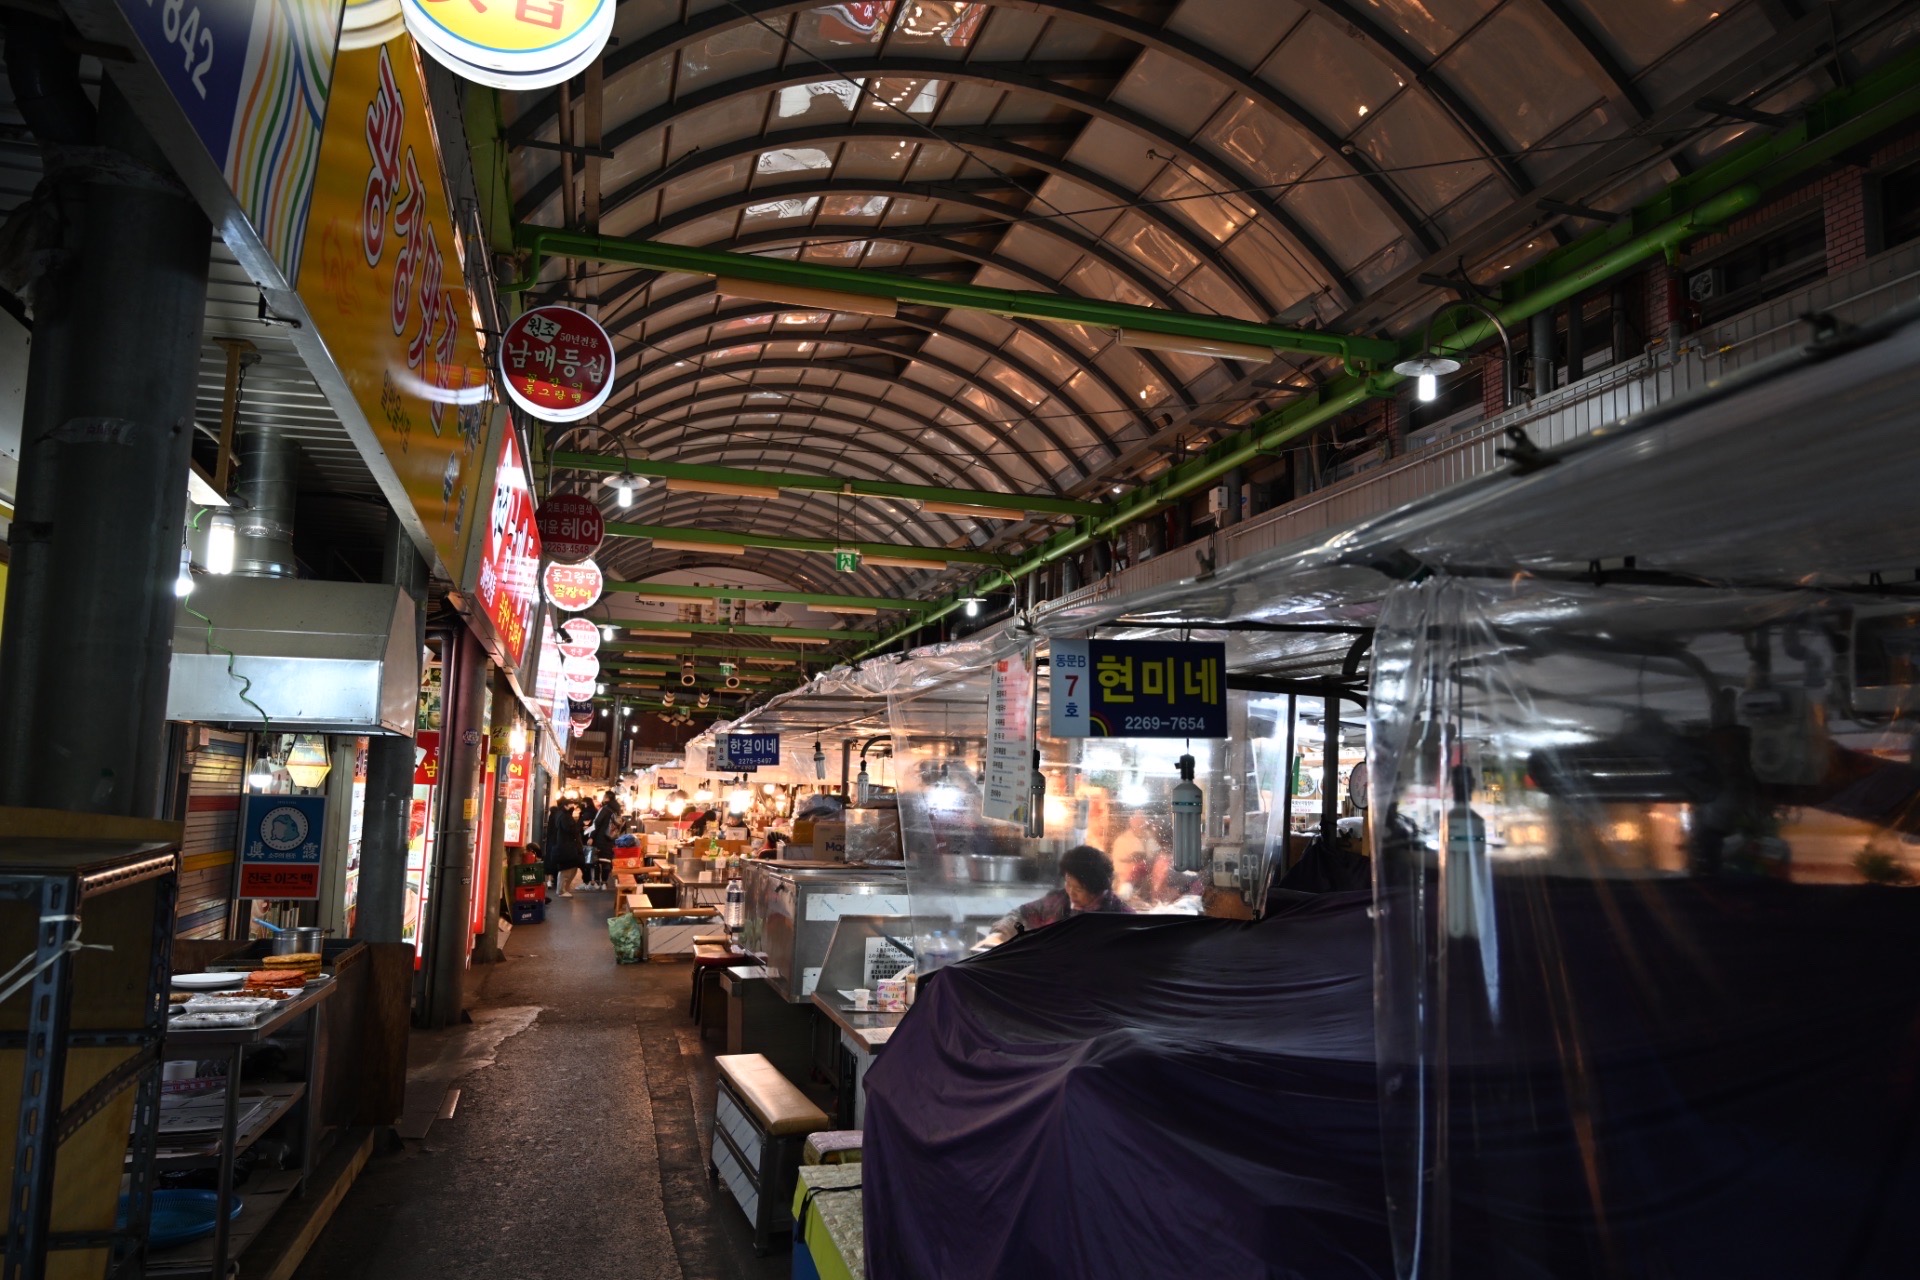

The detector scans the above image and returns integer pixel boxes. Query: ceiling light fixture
[653,539,746,555]
[206,509,236,575]
[918,500,1024,521]
[1116,328,1276,363]
[1393,299,1516,409]
[862,554,949,570]
[665,478,783,500]
[714,277,899,318]
[808,604,881,616]
[174,544,195,598]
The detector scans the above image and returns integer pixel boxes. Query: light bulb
[615,479,633,508]
[965,597,979,617]
[206,509,236,575]
[1417,372,1437,402]
[601,625,617,640]
[508,723,528,754]
[174,545,194,598]
[596,682,608,695]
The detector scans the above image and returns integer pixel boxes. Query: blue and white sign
[238,793,326,898]
[720,733,780,771]
[1049,639,1227,739]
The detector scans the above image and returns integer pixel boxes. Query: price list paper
[983,647,1035,824]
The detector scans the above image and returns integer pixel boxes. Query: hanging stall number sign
[542,558,603,611]
[535,493,604,564]
[1049,639,1227,738]
[498,305,614,423]
[238,794,327,899]
[721,733,780,771]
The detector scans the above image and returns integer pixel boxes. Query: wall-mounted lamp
[1393,299,1517,409]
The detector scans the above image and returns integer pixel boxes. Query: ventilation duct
[231,430,298,577]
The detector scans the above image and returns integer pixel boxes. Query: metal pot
[268,926,327,956]
[931,853,972,882]
[967,855,1027,884]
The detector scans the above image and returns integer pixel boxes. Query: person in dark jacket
[587,791,620,889]
[544,801,586,897]
[982,845,1131,946]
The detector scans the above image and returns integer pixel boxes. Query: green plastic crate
[510,862,547,886]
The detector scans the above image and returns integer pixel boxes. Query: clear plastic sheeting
[1368,573,1920,1278]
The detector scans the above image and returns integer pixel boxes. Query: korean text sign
[238,794,327,899]
[722,733,779,770]
[474,420,542,668]
[1048,639,1227,738]
[297,38,494,584]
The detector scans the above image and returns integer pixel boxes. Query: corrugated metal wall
[178,730,246,939]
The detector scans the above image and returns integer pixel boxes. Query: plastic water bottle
[724,877,744,936]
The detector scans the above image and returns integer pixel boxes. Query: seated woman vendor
[980,845,1131,947]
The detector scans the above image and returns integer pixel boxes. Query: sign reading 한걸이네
[238,794,327,898]
[722,733,779,770]
[1048,639,1227,739]
[297,39,494,586]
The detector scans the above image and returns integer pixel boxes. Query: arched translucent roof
[500,0,1899,600]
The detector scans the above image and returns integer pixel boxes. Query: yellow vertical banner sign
[297,36,493,583]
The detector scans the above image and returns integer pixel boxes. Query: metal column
[0,80,211,816]
[355,516,427,944]
[1320,688,1342,852]
[423,625,488,1027]
[1529,309,1556,398]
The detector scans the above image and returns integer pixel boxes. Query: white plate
[171,973,245,991]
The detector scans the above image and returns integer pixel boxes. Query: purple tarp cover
[861,894,1391,1280]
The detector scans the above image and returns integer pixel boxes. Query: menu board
[983,646,1035,824]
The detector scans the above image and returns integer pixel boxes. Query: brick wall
[1823,165,1872,274]
[1480,353,1507,418]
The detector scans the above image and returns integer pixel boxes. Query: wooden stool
[710,1053,829,1254]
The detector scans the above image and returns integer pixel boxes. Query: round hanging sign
[403,0,614,84]
[542,558,603,612]
[564,673,598,701]
[498,305,614,423]
[535,493,604,564]
[568,700,594,730]
[557,616,601,660]
[408,14,612,91]
[563,653,601,685]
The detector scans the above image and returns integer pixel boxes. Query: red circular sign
[557,617,601,660]
[500,306,615,423]
[543,558,604,612]
[535,494,604,565]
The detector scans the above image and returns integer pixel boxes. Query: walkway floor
[293,891,790,1280]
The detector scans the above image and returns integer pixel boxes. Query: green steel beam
[509,228,1401,367]
[607,621,871,643]
[853,50,1920,659]
[606,521,1006,566]
[554,452,1101,519]
[608,579,934,614]
[601,641,814,664]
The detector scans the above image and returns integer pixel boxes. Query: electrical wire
[184,506,272,729]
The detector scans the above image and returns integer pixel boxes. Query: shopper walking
[544,800,586,898]
[587,791,620,890]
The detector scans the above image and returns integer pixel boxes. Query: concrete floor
[293,892,792,1280]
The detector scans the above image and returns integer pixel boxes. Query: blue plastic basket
[121,1189,244,1250]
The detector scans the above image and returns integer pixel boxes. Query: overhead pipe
[231,430,300,577]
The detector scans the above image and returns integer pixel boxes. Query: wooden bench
[710,1053,830,1254]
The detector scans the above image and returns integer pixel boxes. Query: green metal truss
[847,48,1920,658]
[508,231,1400,367]
[600,641,816,664]
[605,521,1006,566]
[606,621,874,643]
[553,452,1102,519]
[607,580,935,613]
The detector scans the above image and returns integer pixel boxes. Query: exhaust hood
[168,578,419,735]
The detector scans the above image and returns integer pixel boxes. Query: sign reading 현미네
[1048,639,1227,739]
[297,38,494,586]
[474,418,542,669]
[238,794,327,899]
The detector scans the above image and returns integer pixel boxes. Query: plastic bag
[607,911,643,964]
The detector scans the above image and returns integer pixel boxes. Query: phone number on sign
[1120,715,1212,733]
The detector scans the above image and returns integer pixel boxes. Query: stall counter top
[810,991,904,1054]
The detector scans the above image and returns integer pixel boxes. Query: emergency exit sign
[835,549,861,572]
